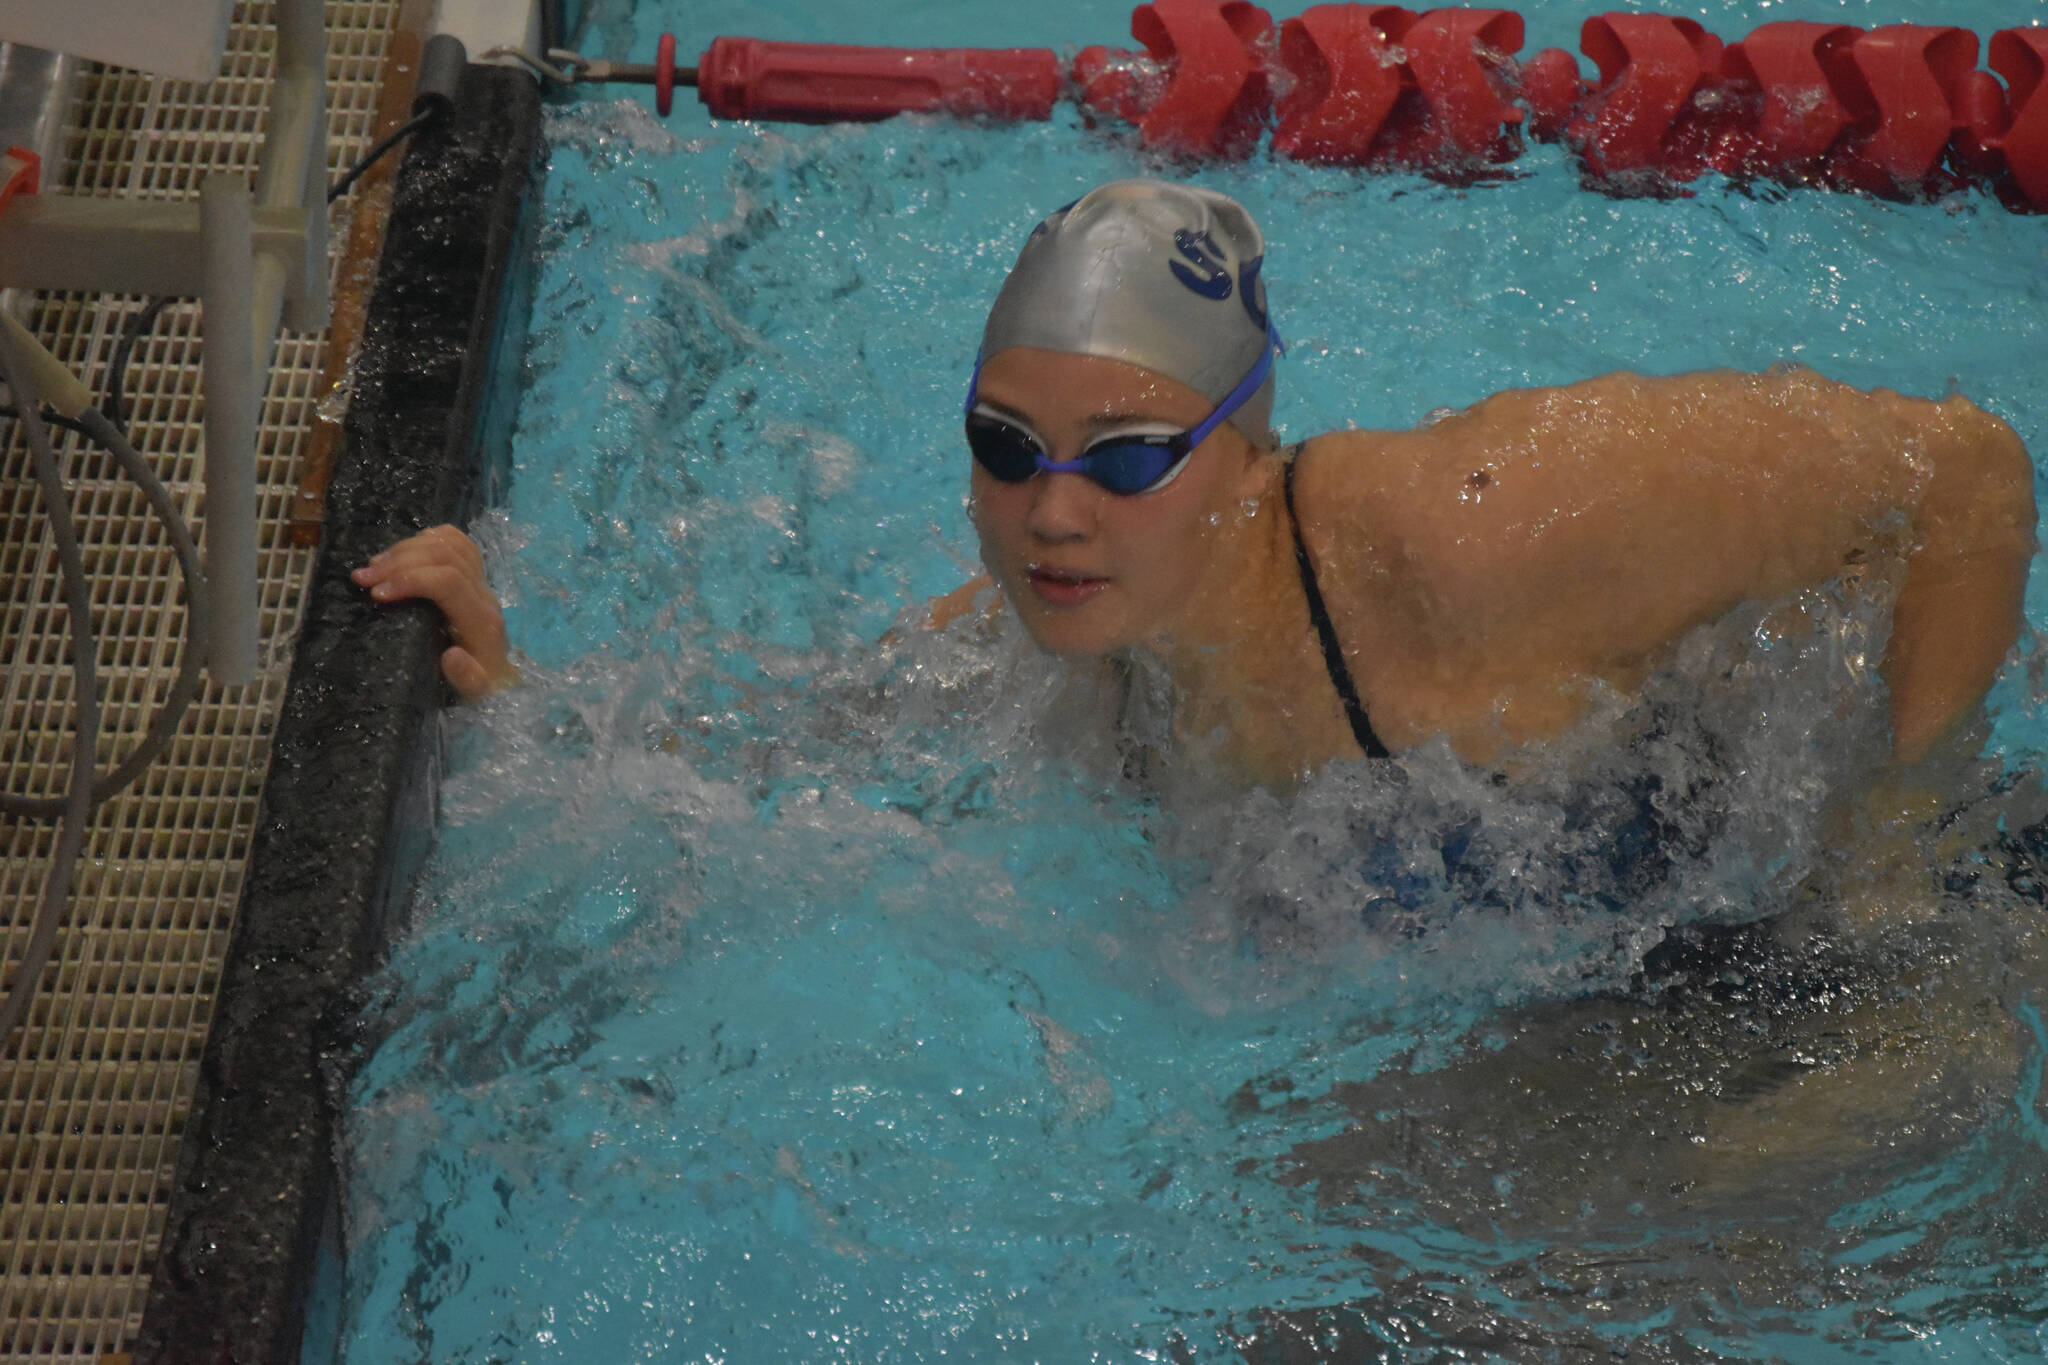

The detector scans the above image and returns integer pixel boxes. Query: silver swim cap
[980,179,1279,447]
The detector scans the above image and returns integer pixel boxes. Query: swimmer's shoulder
[1288,415,1536,594]
[1282,428,1587,762]
[1287,398,1648,666]
[1290,369,1780,558]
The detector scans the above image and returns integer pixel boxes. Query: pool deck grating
[0,3,411,1358]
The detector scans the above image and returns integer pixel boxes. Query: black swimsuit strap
[1284,455,1390,760]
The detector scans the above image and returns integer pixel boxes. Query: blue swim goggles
[963,324,1281,496]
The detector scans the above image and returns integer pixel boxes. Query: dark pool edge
[133,65,542,1364]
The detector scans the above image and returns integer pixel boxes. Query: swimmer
[358,178,2035,791]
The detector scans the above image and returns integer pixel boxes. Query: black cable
[0,406,93,436]
[101,295,169,429]
[325,106,440,203]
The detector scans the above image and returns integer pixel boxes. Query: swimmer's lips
[1026,564,1109,606]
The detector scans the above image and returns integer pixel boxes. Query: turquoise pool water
[340,1,2048,1359]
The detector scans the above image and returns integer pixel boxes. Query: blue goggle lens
[965,413,1189,496]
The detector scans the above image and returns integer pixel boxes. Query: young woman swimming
[356,178,2036,791]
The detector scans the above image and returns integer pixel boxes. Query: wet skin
[349,525,519,697]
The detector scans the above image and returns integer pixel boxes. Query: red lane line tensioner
[635,30,1060,123]
[692,35,1060,124]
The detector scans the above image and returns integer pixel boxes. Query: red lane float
[1990,28,2048,209]
[1272,6,1524,169]
[1824,25,1980,195]
[655,32,678,116]
[1951,68,2009,180]
[1563,15,1766,185]
[654,8,2048,212]
[1074,0,1275,157]
[1568,14,1723,181]
[1385,8,1525,167]
[1516,46,1584,140]
[1271,5,1410,164]
[1722,21,1859,177]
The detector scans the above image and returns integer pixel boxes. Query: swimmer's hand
[879,575,1001,647]
[351,525,520,699]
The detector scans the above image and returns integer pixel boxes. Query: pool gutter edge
[131,63,542,1364]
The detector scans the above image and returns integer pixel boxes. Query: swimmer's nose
[1024,470,1099,541]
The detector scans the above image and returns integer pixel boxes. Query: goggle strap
[1181,320,1280,452]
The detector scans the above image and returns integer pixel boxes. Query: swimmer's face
[968,347,1266,657]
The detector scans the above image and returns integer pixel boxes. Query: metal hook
[548,47,666,85]
[546,47,601,81]
[479,46,576,84]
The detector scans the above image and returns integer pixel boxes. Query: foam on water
[341,2,2048,1358]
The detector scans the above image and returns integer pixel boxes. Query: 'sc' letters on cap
[1168,229,1233,300]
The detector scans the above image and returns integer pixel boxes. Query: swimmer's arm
[1877,398,2035,761]
[1645,373,2038,761]
[1333,369,2034,760]
[1583,371,2035,762]
[351,524,520,699]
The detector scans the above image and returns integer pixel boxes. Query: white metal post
[199,174,257,685]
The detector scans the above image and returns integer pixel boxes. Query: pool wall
[128,64,542,1363]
